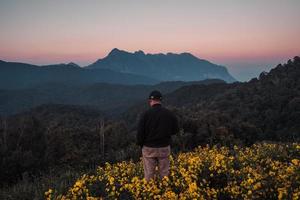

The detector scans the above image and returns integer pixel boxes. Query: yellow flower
[247,178,254,184]
[253,182,261,190]
[48,142,300,200]
[291,159,299,166]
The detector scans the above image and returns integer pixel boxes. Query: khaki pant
[142,145,170,181]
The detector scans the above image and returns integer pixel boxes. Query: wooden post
[98,120,105,162]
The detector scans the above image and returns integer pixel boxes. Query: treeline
[0,104,134,186]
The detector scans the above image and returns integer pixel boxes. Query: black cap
[149,90,162,100]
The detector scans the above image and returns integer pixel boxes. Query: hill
[87,48,236,83]
[0,60,158,90]
[124,56,300,145]
[0,79,224,116]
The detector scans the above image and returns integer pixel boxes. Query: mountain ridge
[87,48,236,83]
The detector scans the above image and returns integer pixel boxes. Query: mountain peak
[134,50,145,56]
[67,62,80,68]
[108,48,126,56]
[180,52,194,57]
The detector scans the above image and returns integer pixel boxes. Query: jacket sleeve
[137,112,146,147]
[172,114,179,135]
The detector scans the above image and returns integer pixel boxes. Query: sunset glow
[0,0,299,81]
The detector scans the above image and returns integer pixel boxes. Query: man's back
[137,90,179,181]
[137,104,179,148]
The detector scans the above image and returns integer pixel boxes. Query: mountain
[0,60,158,89]
[0,79,224,116]
[87,48,236,83]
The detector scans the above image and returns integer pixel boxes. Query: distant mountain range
[0,49,236,90]
[87,48,236,83]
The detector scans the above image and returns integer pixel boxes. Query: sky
[0,0,299,81]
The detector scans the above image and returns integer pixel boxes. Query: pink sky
[0,0,299,81]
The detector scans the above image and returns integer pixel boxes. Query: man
[137,90,179,181]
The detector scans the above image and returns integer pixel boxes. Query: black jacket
[137,104,179,147]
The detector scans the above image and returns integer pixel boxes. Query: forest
[0,57,299,199]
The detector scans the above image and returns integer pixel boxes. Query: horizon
[1,0,300,81]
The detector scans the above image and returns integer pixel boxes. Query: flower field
[46,143,300,200]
